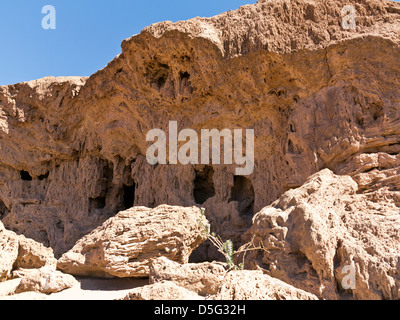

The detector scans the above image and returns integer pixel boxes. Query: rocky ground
[0,277,149,300]
[0,205,319,300]
[1,0,400,300]
[1,170,399,300]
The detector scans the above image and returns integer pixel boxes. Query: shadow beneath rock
[78,277,149,291]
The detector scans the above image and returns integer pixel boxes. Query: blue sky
[0,0,255,85]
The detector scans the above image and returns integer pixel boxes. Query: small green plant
[198,208,264,271]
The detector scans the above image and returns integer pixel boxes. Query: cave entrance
[20,171,32,181]
[229,176,255,218]
[123,184,136,210]
[193,166,215,205]
[0,199,9,220]
[89,197,106,211]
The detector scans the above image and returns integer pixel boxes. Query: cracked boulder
[120,281,203,301]
[57,205,209,278]
[149,256,227,296]
[213,270,318,300]
[0,222,19,281]
[242,169,400,300]
[13,266,78,295]
[0,221,57,282]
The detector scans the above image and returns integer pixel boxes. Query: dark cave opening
[123,184,136,210]
[89,196,107,210]
[38,172,50,181]
[20,170,33,181]
[146,61,170,92]
[0,199,9,220]
[179,71,192,95]
[193,166,216,205]
[229,176,255,218]
[179,71,190,82]
[157,76,166,90]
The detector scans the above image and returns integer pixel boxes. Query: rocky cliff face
[0,0,399,273]
[242,169,400,300]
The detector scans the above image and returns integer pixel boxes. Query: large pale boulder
[0,222,19,281]
[14,235,57,270]
[213,270,318,300]
[120,281,203,301]
[13,267,78,295]
[57,205,208,278]
[0,221,57,282]
[0,278,21,297]
[149,256,227,296]
[243,169,400,300]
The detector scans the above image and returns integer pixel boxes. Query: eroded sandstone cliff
[0,0,399,271]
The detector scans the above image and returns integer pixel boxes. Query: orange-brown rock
[13,267,78,295]
[0,0,400,300]
[0,0,400,261]
[120,281,203,301]
[0,221,57,282]
[149,256,227,296]
[0,222,18,281]
[213,270,318,300]
[14,235,57,270]
[242,169,400,300]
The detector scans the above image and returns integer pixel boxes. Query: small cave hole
[123,184,136,209]
[38,172,49,181]
[179,71,192,95]
[157,76,166,89]
[277,89,286,97]
[56,220,64,233]
[193,166,216,205]
[89,197,106,210]
[229,176,255,218]
[20,171,32,181]
[288,139,295,154]
[179,71,190,82]
[0,199,9,220]
[146,62,170,92]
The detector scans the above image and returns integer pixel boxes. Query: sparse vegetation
[198,208,266,271]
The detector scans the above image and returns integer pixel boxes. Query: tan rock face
[243,169,400,300]
[13,267,78,295]
[149,256,227,296]
[0,0,400,261]
[0,0,400,301]
[0,222,19,281]
[57,205,208,278]
[14,235,57,270]
[0,278,21,297]
[0,221,57,281]
[120,281,203,301]
[213,270,318,300]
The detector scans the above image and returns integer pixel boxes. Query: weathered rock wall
[0,0,400,259]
